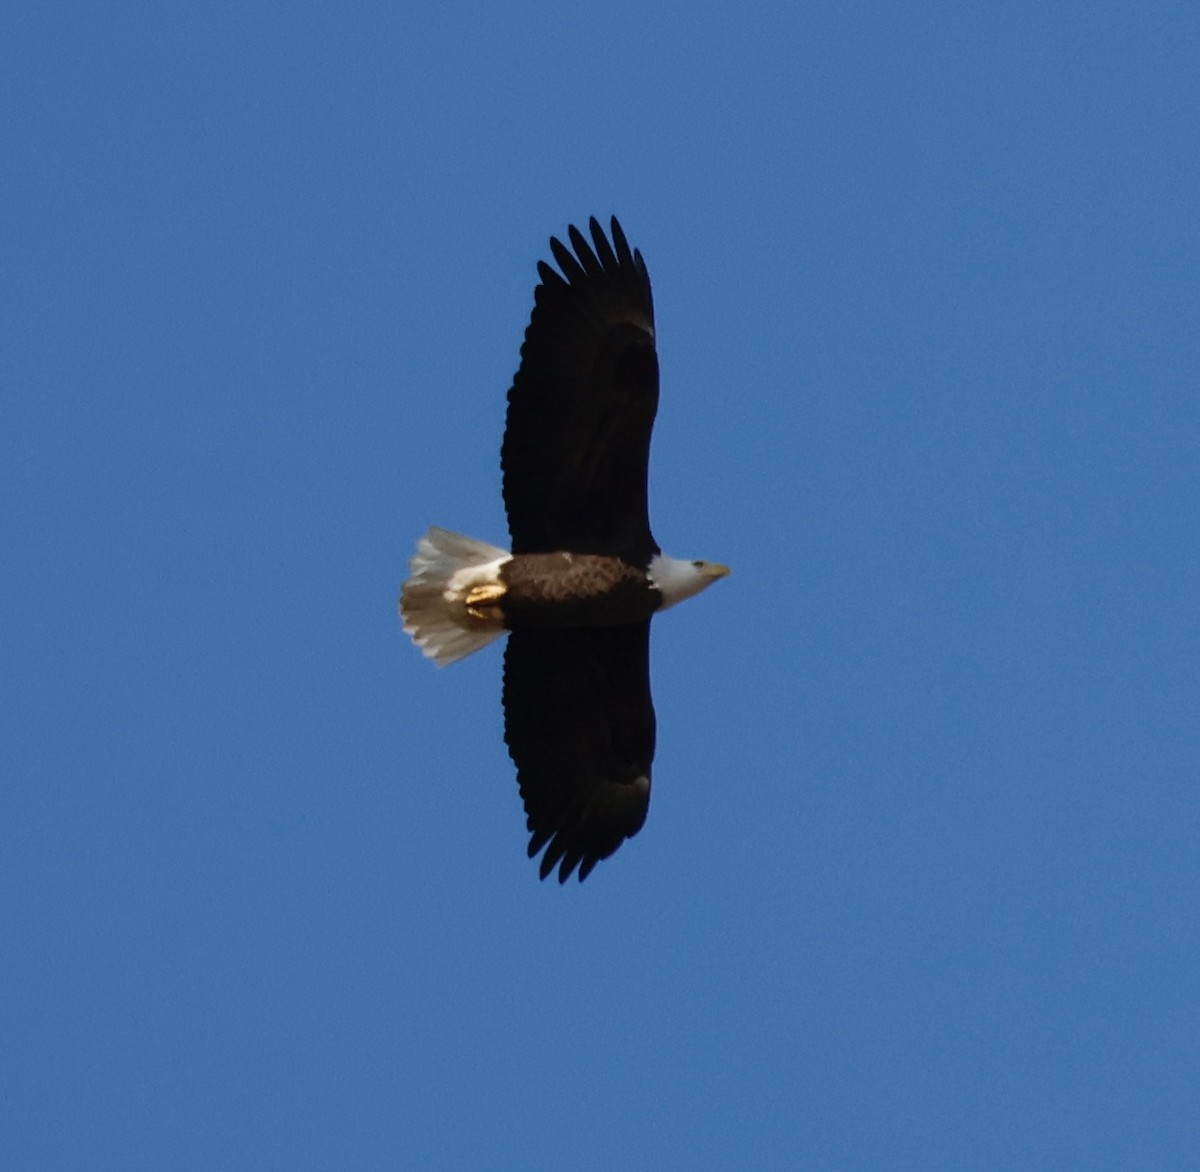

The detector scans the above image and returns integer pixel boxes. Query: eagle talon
[466,604,505,623]
[464,582,507,608]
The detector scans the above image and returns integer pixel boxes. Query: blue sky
[4,2,1198,1167]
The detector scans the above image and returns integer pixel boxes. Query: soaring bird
[400,217,728,882]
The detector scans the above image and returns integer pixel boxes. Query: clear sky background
[4,3,1198,1168]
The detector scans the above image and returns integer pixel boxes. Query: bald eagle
[400,217,728,882]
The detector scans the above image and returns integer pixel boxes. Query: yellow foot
[465,582,506,607]
[467,605,504,622]
[465,582,506,623]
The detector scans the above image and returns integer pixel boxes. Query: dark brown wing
[502,217,659,563]
[502,623,655,882]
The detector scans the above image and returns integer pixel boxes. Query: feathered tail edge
[399,527,510,666]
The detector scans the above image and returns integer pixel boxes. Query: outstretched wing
[502,623,655,882]
[502,216,659,563]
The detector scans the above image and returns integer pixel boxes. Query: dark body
[499,218,662,882]
[499,553,661,628]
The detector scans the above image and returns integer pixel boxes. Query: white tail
[399,527,511,667]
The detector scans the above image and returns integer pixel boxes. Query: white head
[647,553,731,611]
